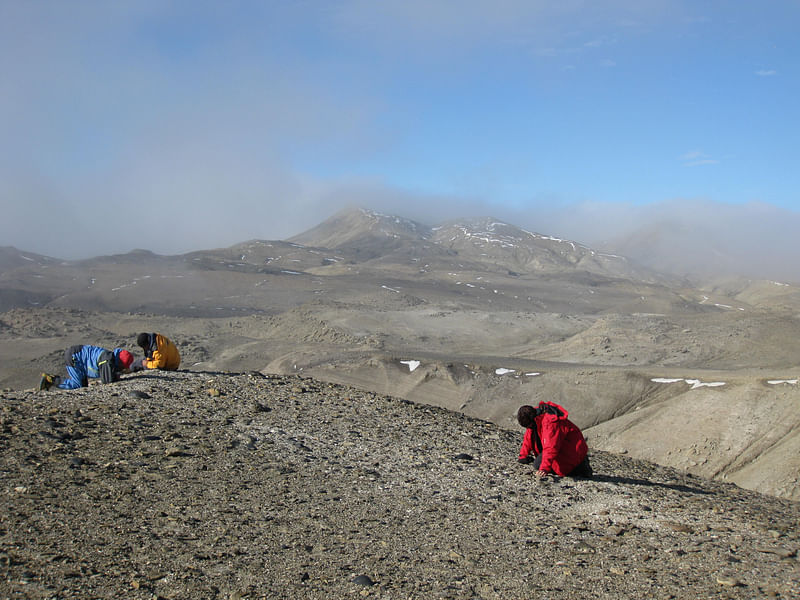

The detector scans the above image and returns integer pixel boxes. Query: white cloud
[331,0,677,63]
[679,150,719,167]
[683,159,720,167]
[0,0,795,273]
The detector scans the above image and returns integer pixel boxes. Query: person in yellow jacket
[135,332,181,371]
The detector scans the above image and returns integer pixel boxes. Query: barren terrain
[2,207,800,505]
[2,371,799,599]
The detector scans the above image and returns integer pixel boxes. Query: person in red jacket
[517,401,592,479]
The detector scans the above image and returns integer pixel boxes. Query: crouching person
[135,332,181,371]
[517,401,592,479]
[40,345,134,390]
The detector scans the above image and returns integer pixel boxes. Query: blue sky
[1,1,799,261]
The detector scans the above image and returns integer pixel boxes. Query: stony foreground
[1,371,799,599]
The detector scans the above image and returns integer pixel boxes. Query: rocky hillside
[1,371,798,599]
[289,207,429,256]
[3,207,800,507]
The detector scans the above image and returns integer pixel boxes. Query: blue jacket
[72,345,109,379]
[57,345,127,389]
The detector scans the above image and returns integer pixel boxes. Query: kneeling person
[517,401,592,479]
[40,345,134,390]
[136,332,181,371]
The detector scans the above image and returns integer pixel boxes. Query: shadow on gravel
[124,373,185,382]
[592,474,712,496]
[124,368,248,383]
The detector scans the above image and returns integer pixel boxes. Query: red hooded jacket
[518,401,588,476]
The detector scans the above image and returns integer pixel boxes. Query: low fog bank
[5,193,800,283]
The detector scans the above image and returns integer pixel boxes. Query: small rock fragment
[353,574,375,586]
[663,521,693,533]
[716,575,741,587]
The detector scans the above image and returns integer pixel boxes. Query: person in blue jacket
[39,345,134,390]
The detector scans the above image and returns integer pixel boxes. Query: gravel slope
[1,370,798,599]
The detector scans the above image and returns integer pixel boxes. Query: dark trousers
[531,454,593,478]
[570,456,593,478]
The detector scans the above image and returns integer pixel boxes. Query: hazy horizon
[2,2,799,280]
[5,200,800,284]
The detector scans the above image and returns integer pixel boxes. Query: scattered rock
[662,521,694,533]
[755,545,796,559]
[716,575,742,587]
[0,371,798,599]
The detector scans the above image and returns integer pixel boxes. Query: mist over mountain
[580,200,800,284]
[8,197,800,284]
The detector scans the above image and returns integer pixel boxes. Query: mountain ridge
[1,206,664,281]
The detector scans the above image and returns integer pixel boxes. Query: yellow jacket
[143,333,181,370]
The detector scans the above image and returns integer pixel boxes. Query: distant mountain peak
[0,246,62,272]
[433,217,589,252]
[352,207,428,236]
[289,206,430,250]
[284,207,653,278]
